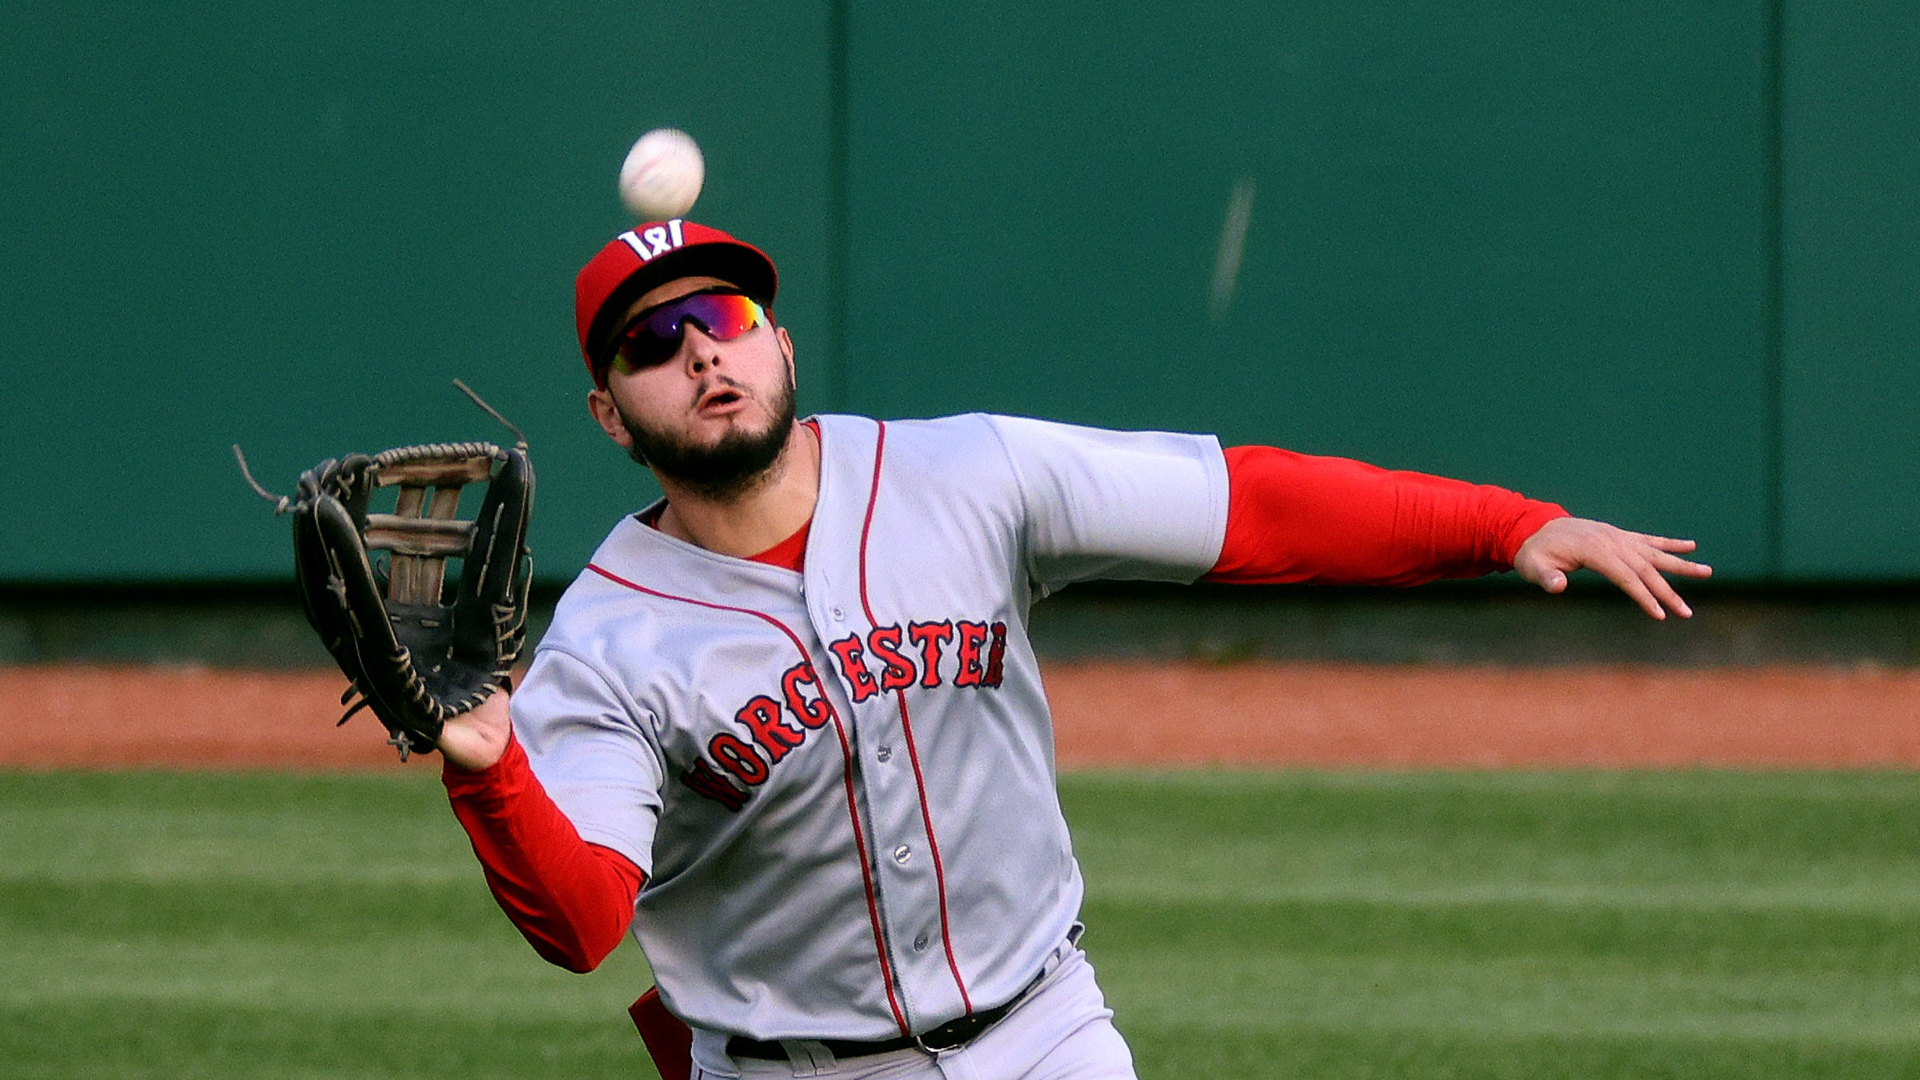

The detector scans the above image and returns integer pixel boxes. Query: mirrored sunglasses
[611,288,768,374]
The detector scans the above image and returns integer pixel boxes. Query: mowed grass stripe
[1093,941,1920,1041]
[1083,894,1920,969]
[7,879,1915,971]
[4,768,1920,1079]
[0,878,501,940]
[1121,1022,1920,1080]
[0,771,473,885]
[1068,769,1920,909]
[0,1000,647,1080]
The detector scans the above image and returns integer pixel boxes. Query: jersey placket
[804,577,944,1029]
[804,421,972,1033]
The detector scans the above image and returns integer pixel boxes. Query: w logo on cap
[619,220,689,262]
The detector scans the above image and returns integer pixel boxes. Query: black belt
[728,968,1046,1060]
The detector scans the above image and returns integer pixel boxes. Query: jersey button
[892,845,912,865]
[913,933,929,951]
[831,606,846,621]
[876,745,893,762]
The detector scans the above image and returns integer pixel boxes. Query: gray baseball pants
[689,941,1137,1080]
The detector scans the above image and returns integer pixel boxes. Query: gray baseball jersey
[511,411,1227,1042]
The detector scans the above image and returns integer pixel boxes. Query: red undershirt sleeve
[1204,444,1569,586]
[442,731,646,974]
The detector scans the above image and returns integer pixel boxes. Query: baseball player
[433,219,1711,1080]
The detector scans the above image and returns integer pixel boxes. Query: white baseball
[619,128,705,221]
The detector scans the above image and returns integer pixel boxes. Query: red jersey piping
[855,421,974,1014]
[583,561,911,1036]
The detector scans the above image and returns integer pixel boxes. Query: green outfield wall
[3,2,1911,585]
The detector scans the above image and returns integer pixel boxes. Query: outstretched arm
[1202,445,1568,586]
[1204,445,1710,618]
[1511,517,1711,620]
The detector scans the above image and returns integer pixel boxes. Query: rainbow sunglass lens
[613,290,766,372]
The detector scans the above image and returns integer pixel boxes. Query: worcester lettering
[678,620,1009,810]
[830,622,1007,696]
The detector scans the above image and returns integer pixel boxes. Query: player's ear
[586,388,633,448]
[777,326,795,377]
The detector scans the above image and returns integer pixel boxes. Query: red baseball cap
[574,219,779,387]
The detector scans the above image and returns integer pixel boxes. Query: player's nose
[680,323,724,376]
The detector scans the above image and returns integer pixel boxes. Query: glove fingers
[451,446,534,670]
[331,453,377,519]
[292,495,356,659]
[296,459,336,503]
[309,494,437,751]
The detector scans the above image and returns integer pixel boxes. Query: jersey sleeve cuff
[441,728,531,804]
[1495,502,1572,566]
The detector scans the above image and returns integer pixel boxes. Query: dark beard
[620,373,798,501]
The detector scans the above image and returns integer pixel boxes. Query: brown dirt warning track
[2,662,1916,771]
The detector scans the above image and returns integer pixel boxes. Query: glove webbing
[363,442,505,608]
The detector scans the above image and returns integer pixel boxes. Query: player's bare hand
[437,689,513,772]
[1513,517,1712,620]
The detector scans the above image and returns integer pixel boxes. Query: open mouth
[698,388,744,412]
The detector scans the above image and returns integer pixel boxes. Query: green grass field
[4,769,1919,1079]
